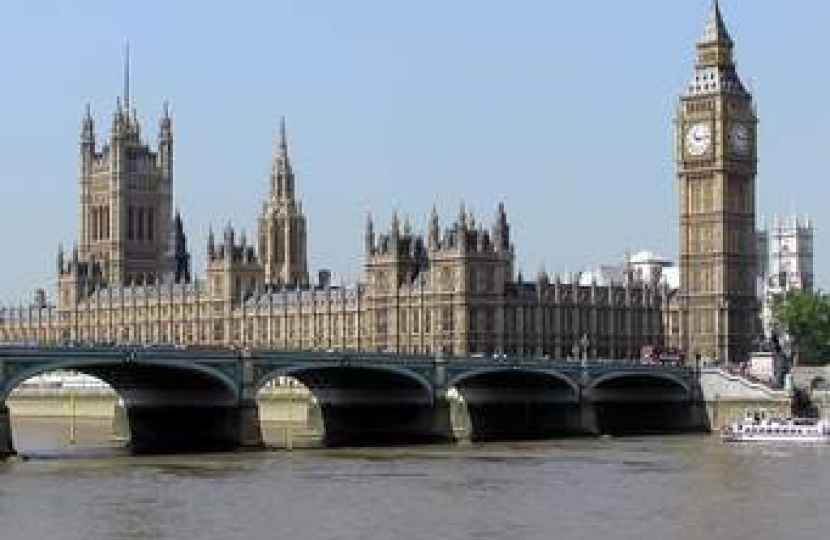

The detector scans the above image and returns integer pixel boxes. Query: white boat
[721,413,830,443]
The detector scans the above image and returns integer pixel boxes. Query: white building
[580,251,680,290]
[758,214,814,337]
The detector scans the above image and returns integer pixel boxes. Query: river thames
[1,419,829,540]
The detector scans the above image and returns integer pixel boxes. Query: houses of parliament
[0,2,759,362]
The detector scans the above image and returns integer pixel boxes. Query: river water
[1,419,829,540]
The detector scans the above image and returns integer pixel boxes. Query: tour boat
[721,414,830,443]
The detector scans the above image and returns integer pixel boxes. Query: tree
[771,290,830,366]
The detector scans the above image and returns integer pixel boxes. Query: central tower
[676,1,759,362]
[257,119,309,288]
[77,98,174,287]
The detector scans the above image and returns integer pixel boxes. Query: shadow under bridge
[449,368,585,441]
[263,364,447,446]
[1,352,246,455]
[588,372,705,435]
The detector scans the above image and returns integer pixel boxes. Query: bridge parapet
[0,346,704,455]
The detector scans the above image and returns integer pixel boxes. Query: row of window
[90,206,111,241]
[127,206,155,242]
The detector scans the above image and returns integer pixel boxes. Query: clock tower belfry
[676,1,759,363]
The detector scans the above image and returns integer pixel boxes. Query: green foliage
[772,290,830,366]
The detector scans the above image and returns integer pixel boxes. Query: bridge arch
[256,363,433,400]
[1,349,244,455]
[448,367,580,396]
[448,367,584,441]
[588,370,695,435]
[589,370,691,398]
[255,363,440,446]
[2,355,239,404]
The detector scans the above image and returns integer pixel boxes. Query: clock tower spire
[675,1,759,363]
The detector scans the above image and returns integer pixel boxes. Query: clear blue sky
[0,0,827,302]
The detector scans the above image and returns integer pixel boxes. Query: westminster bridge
[0,347,707,456]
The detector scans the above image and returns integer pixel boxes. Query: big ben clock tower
[677,1,759,363]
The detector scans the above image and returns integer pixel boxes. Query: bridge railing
[0,343,693,374]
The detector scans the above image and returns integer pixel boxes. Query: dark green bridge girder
[0,346,706,456]
[0,346,696,402]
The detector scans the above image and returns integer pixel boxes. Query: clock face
[729,123,750,155]
[685,122,712,157]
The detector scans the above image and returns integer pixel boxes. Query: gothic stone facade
[0,207,667,358]
[0,106,665,358]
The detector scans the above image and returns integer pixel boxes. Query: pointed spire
[279,115,288,152]
[159,100,172,138]
[112,97,127,134]
[365,212,375,254]
[270,117,294,201]
[207,225,215,256]
[391,211,400,237]
[130,108,140,136]
[81,104,94,143]
[224,221,235,249]
[429,205,440,249]
[493,201,510,252]
[700,0,733,46]
[366,212,374,234]
[57,244,65,273]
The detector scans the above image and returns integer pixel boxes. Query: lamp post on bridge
[580,333,589,367]
[578,333,590,388]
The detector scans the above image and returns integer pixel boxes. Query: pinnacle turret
[81,104,94,144]
[700,0,733,46]
[429,206,440,249]
[112,97,128,135]
[207,226,216,257]
[159,101,172,140]
[365,212,375,254]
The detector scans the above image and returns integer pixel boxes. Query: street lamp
[580,333,589,361]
